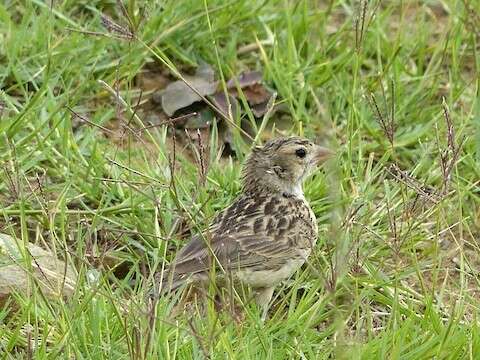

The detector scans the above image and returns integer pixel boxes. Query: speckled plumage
[156,136,332,318]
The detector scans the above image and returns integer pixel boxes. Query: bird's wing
[169,232,298,276]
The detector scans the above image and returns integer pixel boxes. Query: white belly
[235,258,306,288]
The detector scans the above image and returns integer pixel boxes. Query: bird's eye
[295,148,306,158]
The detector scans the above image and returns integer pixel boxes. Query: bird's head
[242,136,333,196]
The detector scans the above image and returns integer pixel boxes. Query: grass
[0,0,479,358]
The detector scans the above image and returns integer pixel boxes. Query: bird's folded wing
[168,230,299,280]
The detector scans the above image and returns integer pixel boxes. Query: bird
[154,136,332,320]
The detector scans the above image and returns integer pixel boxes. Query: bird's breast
[293,200,318,249]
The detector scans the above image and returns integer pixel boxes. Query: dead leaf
[224,71,273,115]
[210,92,240,119]
[0,233,77,306]
[251,100,271,117]
[160,64,218,116]
[226,71,262,89]
[242,83,272,105]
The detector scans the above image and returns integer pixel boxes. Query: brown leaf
[226,70,273,107]
[251,100,270,117]
[226,71,263,89]
[0,233,77,306]
[242,83,272,105]
[210,92,240,119]
[160,64,218,116]
[251,91,278,117]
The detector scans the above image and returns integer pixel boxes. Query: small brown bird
[156,136,332,319]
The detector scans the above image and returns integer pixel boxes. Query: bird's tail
[146,270,190,301]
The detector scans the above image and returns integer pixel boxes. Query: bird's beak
[314,145,334,165]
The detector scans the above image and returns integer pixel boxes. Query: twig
[438,98,465,194]
[66,106,115,134]
[367,81,396,147]
[385,164,441,204]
